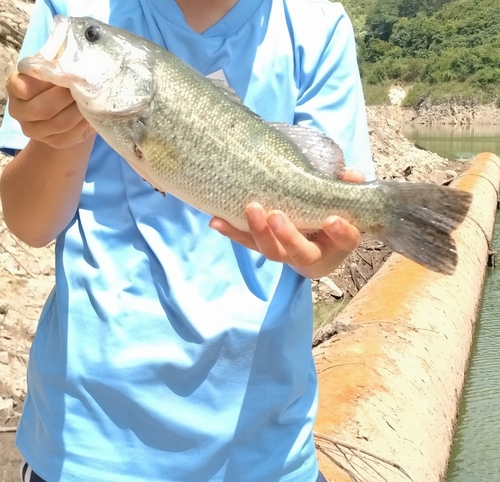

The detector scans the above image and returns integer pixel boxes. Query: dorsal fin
[205,72,345,177]
[207,77,263,122]
[209,78,243,105]
[271,123,346,178]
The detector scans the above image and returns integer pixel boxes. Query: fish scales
[144,50,387,230]
[18,16,473,274]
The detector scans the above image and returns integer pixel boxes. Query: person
[0,0,375,480]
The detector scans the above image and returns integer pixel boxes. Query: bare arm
[0,72,96,247]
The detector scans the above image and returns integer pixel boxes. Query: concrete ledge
[314,152,500,482]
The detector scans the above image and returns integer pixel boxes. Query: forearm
[0,136,94,247]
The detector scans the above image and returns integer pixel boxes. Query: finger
[9,85,76,124]
[322,216,360,252]
[21,102,85,139]
[340,169,365,183]
[41,118,96,149]
[244,203,288,260]
[6,71,54,101]
[208,217,259,252]
[267,211,322,266]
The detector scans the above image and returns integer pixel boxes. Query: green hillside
[339,0,500,106]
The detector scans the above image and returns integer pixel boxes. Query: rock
[318,277,344,299]
[1,254,22,276]
[17,353,29,366]
[0,396,14,412]
[27,319,38,337]
[409,100,498,126]
[40,262,55,276]
[388,86,407,107]
[0,302,9,314]
[430,169,457,185]
[0,350,10,365]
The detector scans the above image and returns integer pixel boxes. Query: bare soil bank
[372,102,500,126]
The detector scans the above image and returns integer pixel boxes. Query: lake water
[446,219,500,480]
[402,124,500,160]
[404,124,500,481]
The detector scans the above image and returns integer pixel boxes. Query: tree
[365,0,402,41]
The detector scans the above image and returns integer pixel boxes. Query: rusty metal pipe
[314,153,500,482]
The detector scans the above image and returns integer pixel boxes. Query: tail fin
[375,182,473,275]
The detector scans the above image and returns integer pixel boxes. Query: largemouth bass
[18,16,472,275]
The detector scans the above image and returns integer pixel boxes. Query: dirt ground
[0,1,477,480]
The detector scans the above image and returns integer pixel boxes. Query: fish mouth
[39,15,70,62]
[18,15,72,86]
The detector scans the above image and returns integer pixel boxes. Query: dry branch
[314,432,415,482]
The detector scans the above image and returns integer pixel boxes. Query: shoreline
[364,106,468,183]
[367,102,500,126]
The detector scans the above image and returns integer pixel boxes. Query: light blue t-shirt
[0,0,374,481]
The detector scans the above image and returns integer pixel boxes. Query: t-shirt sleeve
[0,0,56,155]
[293,4,375,181]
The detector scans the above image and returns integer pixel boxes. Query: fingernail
[325,217,340,234]
[268,212,284,230]
[209,219,221,231]
[246,204,262,223]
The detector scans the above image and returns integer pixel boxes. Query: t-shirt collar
[147,0,265,38]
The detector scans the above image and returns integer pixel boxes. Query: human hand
[6,71,95,149]
[209,170,364,279]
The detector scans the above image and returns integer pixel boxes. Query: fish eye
[85,25,102,43]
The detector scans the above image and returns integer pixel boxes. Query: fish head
[18,16,155,117]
